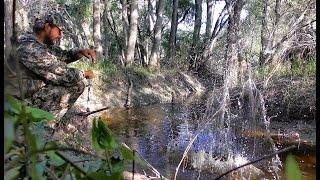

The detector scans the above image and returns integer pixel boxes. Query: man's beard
[43,35,55,45]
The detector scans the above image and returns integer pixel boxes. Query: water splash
[190,76,282,178]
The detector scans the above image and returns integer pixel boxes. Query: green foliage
[285,153,302,180]
[91,117,145,178]
[254,64,271,79]
[254,57,316,80]
[303,59,316,77]
[56,0,92,21]
[92,117,118,150]
[4,95,145,179]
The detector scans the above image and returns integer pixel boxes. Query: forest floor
[38,71,315,179]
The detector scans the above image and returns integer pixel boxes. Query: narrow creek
[101,102,315,179]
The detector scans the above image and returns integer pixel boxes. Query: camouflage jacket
[4,32,85,98]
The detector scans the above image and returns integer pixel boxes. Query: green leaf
[25,106,54,121]
[118,146,135,160]
[35,161,45,176]
[4,112,18,123]
[4,94,22,114]
[118,146,145,165]
[91,118,118,150]
[31,121,45,136]
[86,170,110,179]
[4,119,15,154]
[30,153,42,180]
[86,170,123,180]
[47,151,66,166]
[44,141,58,149]
[4,166,21,180]
[92,118,103,150]
[285,153,302,180]
[109,157,125,173]
[97,118,118,149]
[75,135,81,144]
[88,159,103,172]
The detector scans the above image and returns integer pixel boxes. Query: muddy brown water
[101,103,316,180]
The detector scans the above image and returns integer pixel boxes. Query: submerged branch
[121,143,166,179]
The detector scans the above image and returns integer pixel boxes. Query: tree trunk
[125,0,138,66]
[102,0,109,60]
[4,0,13,60]
[224,0,245,88]
[122,0,129,54]
[189,0,202,71]
[202,4,227,61]
[149,0,166,71]
[205,0,213,39]
[142,0,150,67]
[259,0,270,66]
[109,11,125,65]
[169,0,178,63]
[77,20,90,47]
[93,0,103,55]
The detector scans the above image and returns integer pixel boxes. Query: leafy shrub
[4,95,144,179]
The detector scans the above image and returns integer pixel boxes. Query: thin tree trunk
[108,12,125,65]
[192,0,202,48]
[61,9,82,47]
[4,0,13,60]
[205,0,213,39]
[102,0,109,60]
[93,0,102,55]
[224,0,245,88]
[270,0,281,47]
[201,4,227,61]
[189,0,202,71]
[169,0,179,63]
[126,0,138,66]
[143,0,151,66]
[259,0,270,66]
[122,0,129,55]
[149,0,166,71]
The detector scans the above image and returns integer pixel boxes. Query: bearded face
[43,25,61,45]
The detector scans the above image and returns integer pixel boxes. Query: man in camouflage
[5,13,96,120]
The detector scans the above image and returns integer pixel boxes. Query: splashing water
[189,75,282,179]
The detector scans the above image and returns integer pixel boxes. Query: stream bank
[41,71,315,179]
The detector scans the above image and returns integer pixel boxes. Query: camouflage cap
[35,12,65,31]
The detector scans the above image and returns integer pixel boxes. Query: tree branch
[214,145,296,179]
[78,107,110,116]
[56,151,88,175]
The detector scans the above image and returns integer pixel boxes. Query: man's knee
[76,81,86,94]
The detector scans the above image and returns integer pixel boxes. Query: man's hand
[84,70,94,79]
[79,49,96,64]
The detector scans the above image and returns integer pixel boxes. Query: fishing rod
[86,54,93,112]
[79,50,110,116]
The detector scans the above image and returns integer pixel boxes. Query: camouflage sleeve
[49,45,80,63]
[19,42,85,86]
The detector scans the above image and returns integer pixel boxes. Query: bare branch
[214,145,296,179]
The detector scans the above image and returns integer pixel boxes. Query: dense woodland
[4,0,316,78]
[4,0,316,179]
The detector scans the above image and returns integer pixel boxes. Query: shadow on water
[101,96,315,179]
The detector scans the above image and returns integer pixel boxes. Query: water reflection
[101,103,316,179]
